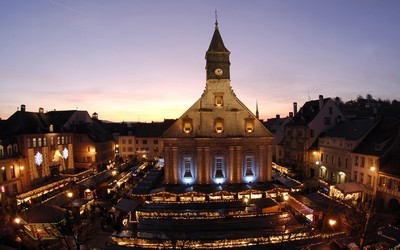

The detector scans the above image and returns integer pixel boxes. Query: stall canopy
[333,182,369,195]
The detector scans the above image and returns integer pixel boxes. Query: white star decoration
[63,147,69,159]
[34,151,43,166]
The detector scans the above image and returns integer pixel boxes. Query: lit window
[245,118,254,133]
[38,138,42,147]
[215,157,225,178]
[182,118,193,134]
[49,124,54,132]
[245,156,254,176]
[183,157,192,178]
[214,93,224,107]
[214,118,224,134]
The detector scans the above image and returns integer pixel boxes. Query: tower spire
[215,10,218,29]
[256,100,259,119]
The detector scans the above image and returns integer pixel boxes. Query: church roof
[207,22,230,53]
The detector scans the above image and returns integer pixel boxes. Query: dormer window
[214,93,224,107]
[245,118,255,133]
[49,124,54,132]
[214,118,224,134]
[182,118,193,134]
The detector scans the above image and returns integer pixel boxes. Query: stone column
[196,146,203,184]
[204,147,210,184]
[266,144,273,181]
[229,146,235,183]
[172,147,179,184]
[236,146,242,183]
[164,146,170,184]
[258,145,265,181]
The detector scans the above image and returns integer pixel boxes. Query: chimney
[21,104,26,112]
[289,112,293,117]
[293,102,298,116]
[319,95,324,110]
[276,114,280,119]
[39,107,44,114]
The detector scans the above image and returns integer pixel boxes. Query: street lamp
[329,219,336,232]
[283,194,289,209]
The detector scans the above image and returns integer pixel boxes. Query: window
[367,175,372,186]
[332,155,335,165]
[27,139,31,148]
[310,129,314,138]
[43,138,47,146]
[57,137,60,145]
[361,157,365,168]
[354,156,359,166]
[324,117,331,125]
[12,183,18,194]
[87,147,91,152]
[183,118,193,134]
[38,138,42,147]
[329,107,333,114]
[49,124,54,132]
[345,158,349,169]
[143,140,147,145]
[360,173,364,183]
[128,139,132,144]
[214,118,224,134]
[183,157,192,178]
[354,171,358,182]
[244,156,254,176]
[33,138,37,148]
[215,157,224,178]
[321,153,324,162]
[2,167,6,181]
[11,166,15,178]
[51,137,54,146]
[338,157,341,167]
[122,139,126,144]
[214,94,224,107]
[61,136,65,144]
[154,140,158,145]
[245,118,254,133]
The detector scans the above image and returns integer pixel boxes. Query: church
[162,20,274,185]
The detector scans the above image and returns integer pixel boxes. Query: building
[162,21,274,185]
[314,118,377,184]
[263,114,293,164]
[283,95,344,177]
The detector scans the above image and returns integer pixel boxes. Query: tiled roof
[134,119,176,138]
[290,98,330,125]
[324,118,376,140]
[353,117,400,156]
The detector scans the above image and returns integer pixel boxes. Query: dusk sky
[1,1,400,122]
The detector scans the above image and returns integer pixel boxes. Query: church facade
[163,22,274,185]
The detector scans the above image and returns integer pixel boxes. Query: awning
[333,182,370,195]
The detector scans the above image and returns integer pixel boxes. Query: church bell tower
[205,19,231,80]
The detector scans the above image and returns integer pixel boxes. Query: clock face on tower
[215,68,223,76]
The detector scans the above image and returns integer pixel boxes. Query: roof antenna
[215,9,218,28]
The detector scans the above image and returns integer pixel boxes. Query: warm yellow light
[370,166,376,171]
[19,166,24,171]
[283,195,289,201]
[66,192,73,198]
[90,148,96,153]
[116,144,119,148]
[243,197,249,204]
[14,218,21,224]
[315,161,320,165]
[329,219,336,226]
[1,167,5,170]
[313,151,317,155]
[112,170,117,176]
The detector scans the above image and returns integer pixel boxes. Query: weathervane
[215,9,218,28]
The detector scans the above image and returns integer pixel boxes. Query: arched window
[244,155,255,176]
[214,156,225,178]
[183,156,193,178]
[214,94,224,107]
[182,117,193,134]
[245,118,255,133]
[214,118,224,134]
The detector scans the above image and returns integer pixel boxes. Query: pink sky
[1,1,400,122]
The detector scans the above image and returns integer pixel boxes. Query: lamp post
[329,219,336,232]
[283,194,289,210]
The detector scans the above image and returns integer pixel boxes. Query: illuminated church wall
[163,22,274,185]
